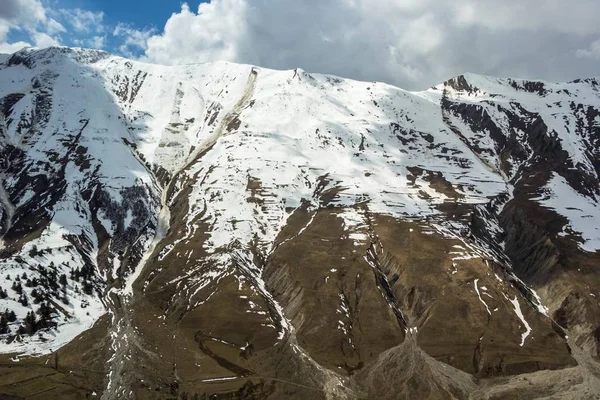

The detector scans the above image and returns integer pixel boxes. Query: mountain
[0,46,599,399]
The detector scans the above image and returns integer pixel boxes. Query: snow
[532,173,600,251]
[123,209,134,229]
[200,376,239,383]
[0,48,155,354]
[508,296,532,346]
[337,208,369,243]
[231,250,290,340]
[177,65,511,262]
[474,279,491,316]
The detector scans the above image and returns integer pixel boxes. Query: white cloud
[0,1,107,54]
[45,18,66,35]
[58,8,105,33]
[139,0,600,89]
[32,31,59,48]
[0,40,30,54]
[74,35,106,49]
[144,2,245,65]
[89,35,105,49]
[0,0,64,52]
[113,23,156,57]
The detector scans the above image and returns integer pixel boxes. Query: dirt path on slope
[101,68,259,400]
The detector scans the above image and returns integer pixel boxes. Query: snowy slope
[0,47,598,359]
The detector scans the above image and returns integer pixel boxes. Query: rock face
[0,47,599,399]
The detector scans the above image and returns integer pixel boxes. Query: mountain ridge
[4,45,600,92]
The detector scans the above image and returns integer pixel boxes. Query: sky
[1,0,600,90]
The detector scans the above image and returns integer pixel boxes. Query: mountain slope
[0,47,599,399]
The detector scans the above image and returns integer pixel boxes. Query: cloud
[452,0,600,35]
[0,0,63,52]
[45,18,66,35]
[144,2,245,65]
[89,35,106,49]
[1,0,598,90]
[113,23,156,57]
[58,8,105,33]
[141,0,600,89]
[0,40,31,54]
[32,31,59,48]
[0,1,108,54]
[73,35,106,50]
[577,39,600,60]
[0,1,111,55]
[0,0,46,26]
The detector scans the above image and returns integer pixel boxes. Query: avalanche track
[0,174,16,250]
[101,68,259,400]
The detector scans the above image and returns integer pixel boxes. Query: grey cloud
[0,0,25,20]
[0,0,46,25]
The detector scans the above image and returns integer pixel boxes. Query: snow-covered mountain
[0,47,599,399]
